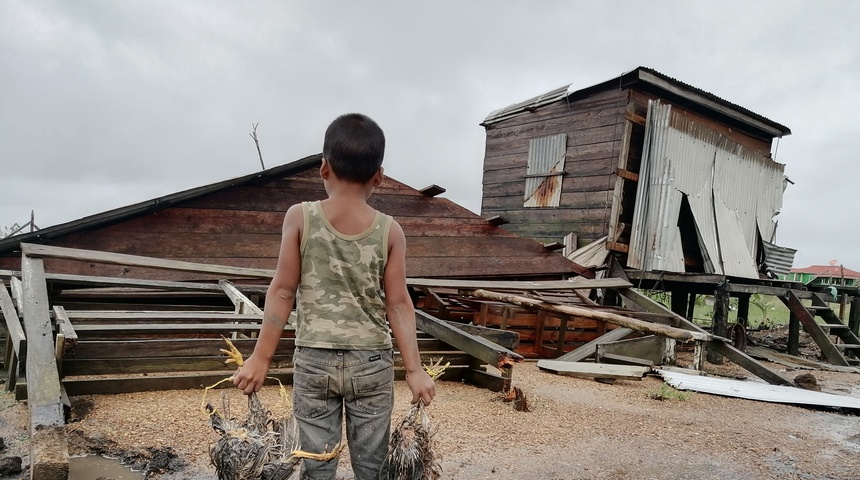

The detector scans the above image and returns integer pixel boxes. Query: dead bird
[385,400,441,480]
[205,338,342,480]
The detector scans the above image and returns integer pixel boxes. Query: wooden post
[849,296,860,337]
[671,289,688,319]
[707,282,729,364]
[21,254,69,479]
[839,293,848,321]
[736,294,750,328]
[686,293,696,321]
[788,310,800,356]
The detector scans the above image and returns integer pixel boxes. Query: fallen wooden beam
[21,243,275,278]
[407,277,632,291]
[22,255,69,479]
[616,288,792,386]
[415,311,523,370]
[537,360,650,380]
[470,289,712,342]
[597,352,655,368]
[553,327,635,362]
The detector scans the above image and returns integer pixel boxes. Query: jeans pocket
[352,366,394,415]
[293,370,329,419]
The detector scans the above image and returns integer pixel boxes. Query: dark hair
[323,113,385,183]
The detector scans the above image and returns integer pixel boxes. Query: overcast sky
[1,1,858,270]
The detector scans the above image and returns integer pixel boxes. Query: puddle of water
[69,455,146,480]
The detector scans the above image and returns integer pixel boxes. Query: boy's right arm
[232,204,303,394]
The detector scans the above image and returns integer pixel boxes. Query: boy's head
[323,113,385,184]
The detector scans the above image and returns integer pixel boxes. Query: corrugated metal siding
[524,134,567,208]
[628,100,787,278]
[762,241,797,277]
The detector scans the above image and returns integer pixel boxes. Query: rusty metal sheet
[524,134,567,208]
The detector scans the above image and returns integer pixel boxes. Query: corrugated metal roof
[658,369,860,410]
[628,101,787,279]
[0,154,324,253]
[482,84,571,126]
[481,67,791,138]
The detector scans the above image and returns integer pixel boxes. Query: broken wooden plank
[419,184,446,197]
[746,346,859,373]
[10,276,24,312]
[21,243,275,278]
[219,280,264,315]
[616,287,792,386]
[471,289,712,342]
[1,283,26,392]
[45,273,227,292]
[22,254,69,479]
[445,321,519,350]
[596,335,676,366]
[414,310,523,371]
[537,360,650,380]
[36,365,474,397]
[52,306,78,360]
[407,277,632,291]
[553,327,634,362]
[597,352,655,368]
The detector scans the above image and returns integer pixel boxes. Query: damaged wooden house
[478,66,860,367]
[2,83,852,479]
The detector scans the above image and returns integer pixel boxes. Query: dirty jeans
[292,346,394,480]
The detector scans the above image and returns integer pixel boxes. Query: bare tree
[250,123,265,170]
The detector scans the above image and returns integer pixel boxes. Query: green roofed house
[785,263,860,287]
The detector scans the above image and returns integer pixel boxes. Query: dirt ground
[1,353,860,480]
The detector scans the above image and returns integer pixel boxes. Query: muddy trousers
[292,346,394,480]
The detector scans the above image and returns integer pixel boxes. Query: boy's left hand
[405,369,436,406]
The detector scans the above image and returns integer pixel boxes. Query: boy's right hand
[232,354,270,394]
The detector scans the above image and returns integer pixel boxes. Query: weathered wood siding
[0,165,575,280]
[481,88,628,246]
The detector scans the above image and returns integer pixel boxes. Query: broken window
[524,133,567,207]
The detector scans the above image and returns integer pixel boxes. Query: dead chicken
[204,337,342,480]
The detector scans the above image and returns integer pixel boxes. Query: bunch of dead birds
[206,339,442,480]
[206,391,320,480]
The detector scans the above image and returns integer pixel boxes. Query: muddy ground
[1,344,859,480]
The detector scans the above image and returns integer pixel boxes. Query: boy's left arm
[385,221,436,405]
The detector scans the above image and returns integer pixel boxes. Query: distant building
[785,264,860,287]
[479,66,795,279]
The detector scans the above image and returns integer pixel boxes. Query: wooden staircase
[781,291,860,367]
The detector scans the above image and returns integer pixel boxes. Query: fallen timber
[469,289,712,343]
[2,244,521,480]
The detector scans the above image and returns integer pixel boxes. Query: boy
[232,113,436,480]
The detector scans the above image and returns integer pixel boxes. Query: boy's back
[295,200,392,350]
[232,113,435,480]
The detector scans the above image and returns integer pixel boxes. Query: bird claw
[423,357,449,380]
[290,441,344,462]
[220,336,245,367]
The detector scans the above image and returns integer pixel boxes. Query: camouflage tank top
[295,201,393,349]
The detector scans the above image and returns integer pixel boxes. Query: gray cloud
[2,0,859,269]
